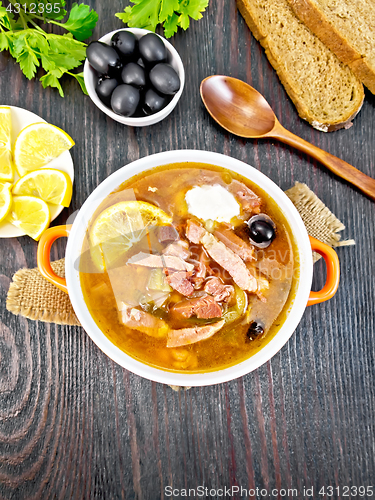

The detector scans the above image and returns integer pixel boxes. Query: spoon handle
[272,124,375,201]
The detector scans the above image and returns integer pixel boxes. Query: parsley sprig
[0,1,98,96]
[116,0,209,38]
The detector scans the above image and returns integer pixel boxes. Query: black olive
[86,41,122,77]
[121,62,146,89]
[111,31,137,60]
[137,57,145,68]
[248,220,275,244]
[138,33,167,65]
[149,63,180,95]
[111,84,140,116]
[95,78,118,107]
[142,88,169,115]
[246,322,264,341]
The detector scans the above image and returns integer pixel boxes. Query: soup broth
[80,162,299,373]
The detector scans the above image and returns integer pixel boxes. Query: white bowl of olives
[84,28,185,126]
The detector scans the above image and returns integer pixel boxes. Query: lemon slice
[0,182,12,222]
[13,122,75,177]
[6,195,50,240]
[0,107,14,182]
[89,201,172,271]
[12,168,73,207]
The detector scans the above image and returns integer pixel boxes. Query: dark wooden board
[0,1,374,498]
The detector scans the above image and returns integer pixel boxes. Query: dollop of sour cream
[185,184,240,222]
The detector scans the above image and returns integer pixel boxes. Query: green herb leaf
[27,31,49,54]
[0,31,10,51]
[179,0,209,21]
[116,0,210,38]
[0,3,8,18]
[45,52,82,71]
[59,3,98,41]
[159,0,180,22]
[178,12,190,30]
[116,0,162,31]
[47,33,86,61]
[40,68,64,97]
[40,53,55,72]
[38,0,67,21]
[0,4,16,31]
[12,32,29,57]
[0,1,98,96]
[17,50,39,80]
[70,71,87,94]
[163,13,179,38]
[115,6,132,24]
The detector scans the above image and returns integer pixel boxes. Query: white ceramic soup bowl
[38,150,339,386]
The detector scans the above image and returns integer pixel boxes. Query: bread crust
[288,0,375,94]
[237,0,364,132]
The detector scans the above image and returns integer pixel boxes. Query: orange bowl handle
[37,225,72,294]
[307,235,340,306]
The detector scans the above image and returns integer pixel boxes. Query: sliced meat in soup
[170,294,223,320]
[167,320,226,348]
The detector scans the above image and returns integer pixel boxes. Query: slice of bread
[237,0,364,131]
[288,0,375,94]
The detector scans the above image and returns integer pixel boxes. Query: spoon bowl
[201,75,276,137]
[200,75,375,201]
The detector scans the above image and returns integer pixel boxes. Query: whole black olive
[86,41,122,77]
[121,62,146,89]
[95,78,118,107]
[142,88,169,115]
[138,33,167,65]
[111,84,140,116]
[149,63,180,95]
[246,322,264,341]
[248,220,275,244]
[137,57,145,68]
[111,31,137,59]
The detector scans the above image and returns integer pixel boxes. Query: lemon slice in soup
[89,201,172,272]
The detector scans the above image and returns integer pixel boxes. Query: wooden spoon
[200,75,375,201]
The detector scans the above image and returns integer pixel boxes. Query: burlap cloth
[6,182,355,326]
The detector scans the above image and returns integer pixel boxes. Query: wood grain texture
[0,0,374,498]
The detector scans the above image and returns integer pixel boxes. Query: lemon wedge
[0,181,12,222]
[12,168,73,207]
[0,107,14,182]
[13,122,74,177]
[6,195,50,240]
[89,201,172,271]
